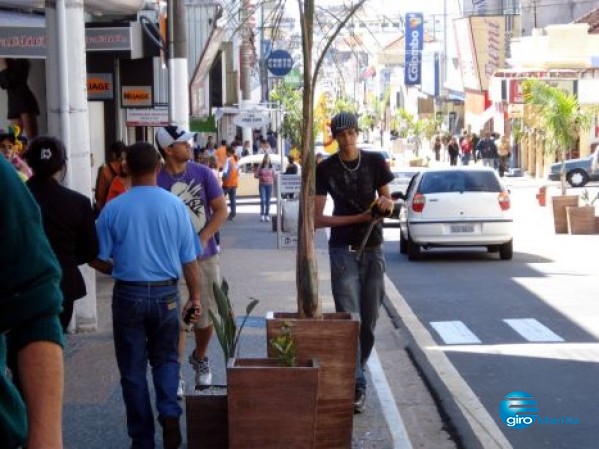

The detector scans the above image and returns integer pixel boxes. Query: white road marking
[385,279,512,449]
[430,321,482,345]
[369,349,414,449]
[503,318,564,342]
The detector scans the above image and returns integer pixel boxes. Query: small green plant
[268,322,297,367]
[209,279,259,365]
[580,189,599,206]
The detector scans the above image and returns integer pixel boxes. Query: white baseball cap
[155,126,195,150]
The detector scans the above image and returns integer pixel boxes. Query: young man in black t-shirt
[315,112,395,414]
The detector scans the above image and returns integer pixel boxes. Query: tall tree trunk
[296,0,320,318]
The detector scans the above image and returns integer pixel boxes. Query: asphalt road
[382,182,599,449]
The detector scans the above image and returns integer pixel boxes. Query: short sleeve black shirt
[316,150,394,247]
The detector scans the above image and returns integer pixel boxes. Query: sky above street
[311,0,461,16]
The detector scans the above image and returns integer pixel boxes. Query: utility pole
[167,0,189,128]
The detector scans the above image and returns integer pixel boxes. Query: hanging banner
[404,12,423,86]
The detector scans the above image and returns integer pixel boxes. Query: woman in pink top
[255,153,276,222]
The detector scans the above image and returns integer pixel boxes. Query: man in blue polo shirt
[94,141,201,449]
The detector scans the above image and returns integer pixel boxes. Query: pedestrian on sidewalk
[460,134,473,165]
[255,153,276,222]
[106,144,131,203]
[0,155,65,449]
[222,145,240,221]
[475,132,497,168]
[94,141,202,449]
[314,111,395,414]
[24,136,99,331]
[155,126,228,397]
[433,135,441,162]
[94,140,125,216]
[447,136,460,166]
[497,135,511,177]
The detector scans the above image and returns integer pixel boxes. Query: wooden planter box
[567,206,596,234]
[185,386,228,449]
[552,195,579,234]
[227,358,320,449]
[266,312,359,449]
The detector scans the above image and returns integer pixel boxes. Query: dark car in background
[548,148,599,187]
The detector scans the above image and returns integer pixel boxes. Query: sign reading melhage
[404,12,423,86]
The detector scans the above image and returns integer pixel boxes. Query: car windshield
[418,171,502,194]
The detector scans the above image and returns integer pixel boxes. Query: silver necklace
[338,151,361,173]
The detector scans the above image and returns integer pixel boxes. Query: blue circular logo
[499,391,538,429]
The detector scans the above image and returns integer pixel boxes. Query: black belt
[115,279,178,287]
[330,245,381,253]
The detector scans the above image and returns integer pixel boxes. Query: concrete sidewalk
[62,205,401,448]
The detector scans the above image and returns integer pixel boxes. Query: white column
[46,0,97,332]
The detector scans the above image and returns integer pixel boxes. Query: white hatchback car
[397,167,514,261]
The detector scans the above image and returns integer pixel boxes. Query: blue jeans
[112,284,182,449]
[223,186,237,216]
[329,247,386,391]
[259,183,273,216]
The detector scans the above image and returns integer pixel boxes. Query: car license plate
[450,224,475,233]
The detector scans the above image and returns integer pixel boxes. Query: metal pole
[167,0,175,124]
[45,0,97,332]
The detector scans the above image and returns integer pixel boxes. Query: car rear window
[418,171,502,194]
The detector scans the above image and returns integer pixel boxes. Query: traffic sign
[266,49,293,77]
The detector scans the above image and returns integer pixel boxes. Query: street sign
[232,111,271,127]
[280,175,301,194]
[266,49,293,77]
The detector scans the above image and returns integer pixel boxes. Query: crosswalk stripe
[503,318,564,342]
[430,321,481,345]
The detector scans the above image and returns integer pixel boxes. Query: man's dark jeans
[112,284,182,449]
[329,247,386,390]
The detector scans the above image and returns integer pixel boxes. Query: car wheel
[567,169,589,188]
[399,230,408,254]
[407,237,421,261]
[499,240,513,260]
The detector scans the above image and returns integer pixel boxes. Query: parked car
[389,166,422,196]
[236,153,286,197]
[548,148,599,187]
[396,167,514,261]
[357,143,396,168]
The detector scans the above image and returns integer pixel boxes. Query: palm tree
[522,79,594,194]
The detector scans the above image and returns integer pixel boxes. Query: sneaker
[189,352,212,389]
[260,215,265,222]
[161,416,182,449]
[354,388,366,414]
[265,215,271,222]
[176,379,185,400]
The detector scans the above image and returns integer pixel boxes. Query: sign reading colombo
[404,12,424,86]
